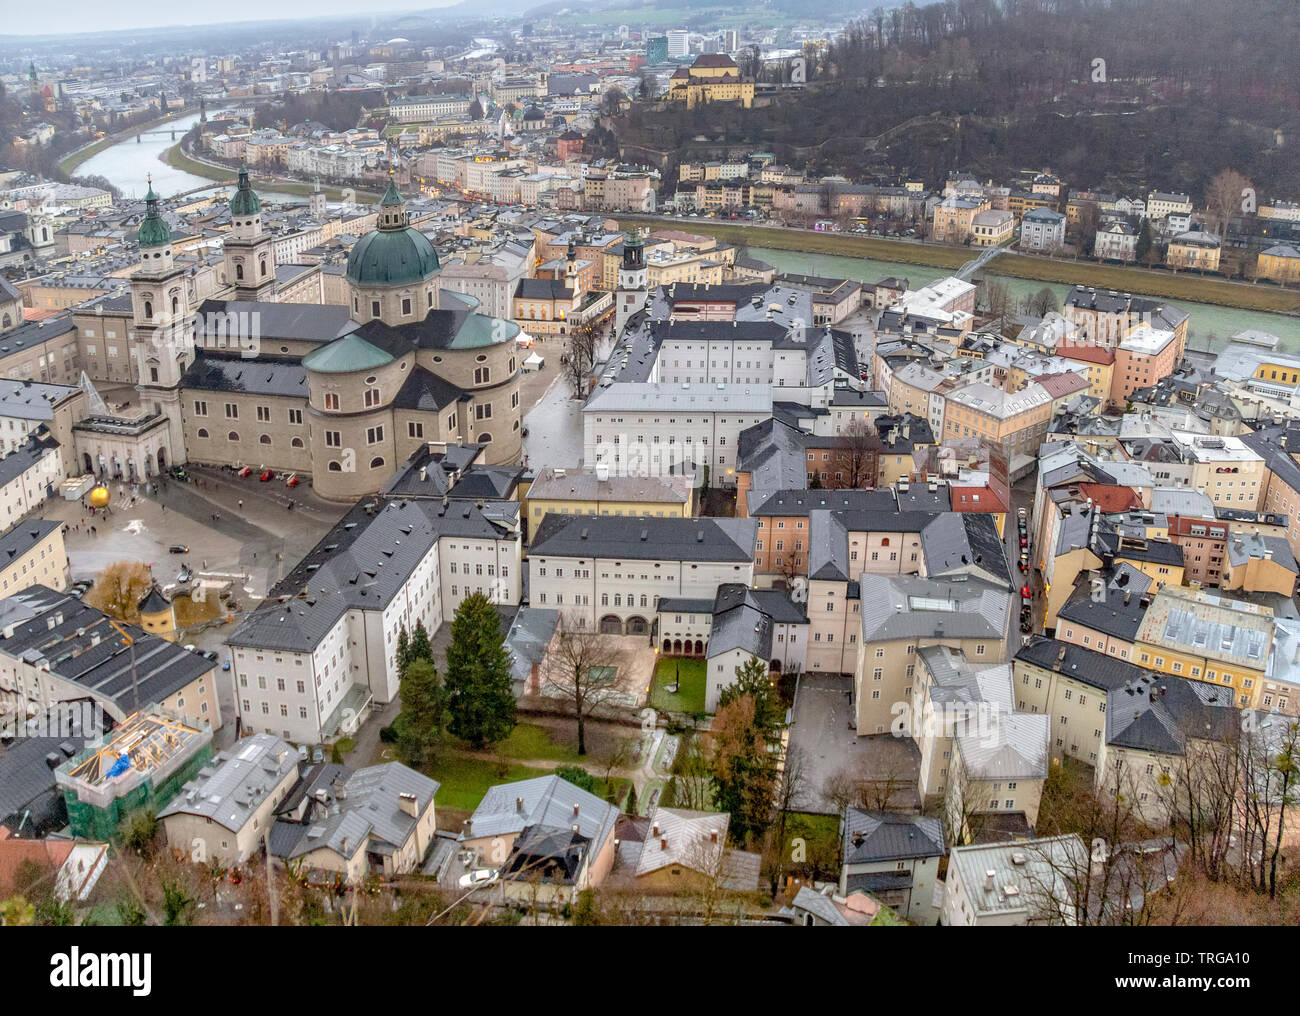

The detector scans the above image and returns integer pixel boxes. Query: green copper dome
[303,333,395,374]
[346,180,440,286]
[136,180,172,248]
[230,164,261,216]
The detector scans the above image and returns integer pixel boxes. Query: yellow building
[1166,231,1222,272]
[1133,586,1272,709]
[931,196,989,244]
[1257,244,1300,285]
[137,584,178,643]
[523,467,695,542]
[970,209,1014,247]
[666,55,754,109]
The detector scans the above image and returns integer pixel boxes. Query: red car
[1019,535,1028,548]
[285,474,300,488]
[259,469,274,482]
[237,466,252,478]
[1021,586,1031,599]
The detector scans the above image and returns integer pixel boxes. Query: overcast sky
[6,1,461,36]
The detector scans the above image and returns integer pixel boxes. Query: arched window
[477,433,492,444]
[197,428,209,438]
[227,431,239,441]
[259,258,267,278]
[327,460,342,472]
[235,263,244,280]
[369,456,385,469]
[0,313,9,329]
[171,295,179,316]
[291,437,304,448]
[259,434,271,444]
[143,300,153,319]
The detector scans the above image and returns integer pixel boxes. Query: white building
[228,494,522,745]
[584,382,773,487]
[527,515,758,634]
[0,431,63,535]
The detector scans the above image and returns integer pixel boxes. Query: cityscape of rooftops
[0,0,1295,968]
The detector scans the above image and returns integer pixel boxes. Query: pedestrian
[91,526,96,536]
[238,499,243,510]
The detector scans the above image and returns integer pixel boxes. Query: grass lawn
[649,657,707,714]
[465,722,585,764]
[424,754,552,813]
[617,215,1300,315]
[779,812,843,883]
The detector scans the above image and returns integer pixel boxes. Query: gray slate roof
[529,514,757,563]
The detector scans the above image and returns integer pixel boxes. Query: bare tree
[670,733,714,811]
[86,561,153,622]
[981,279,1011,328]
[764,744,808,895]
[1204,168,1252,237]
[833,415,879,489]
[562,318,601,397]
[541,613,627,755]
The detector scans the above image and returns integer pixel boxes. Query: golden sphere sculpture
[88,485,110,509]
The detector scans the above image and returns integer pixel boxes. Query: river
[750,246,1300,354]
[77,111,296,204]
[79,124,1300,352]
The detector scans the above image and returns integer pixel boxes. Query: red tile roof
[1056,343,1115,366]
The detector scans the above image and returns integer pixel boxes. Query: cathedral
[73,168,524,501]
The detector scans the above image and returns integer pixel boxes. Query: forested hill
[618,0,1300,199]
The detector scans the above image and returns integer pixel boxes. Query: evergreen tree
[555,764,597,793]
[444,593,516,748]
[625,782,638,817]
[468,98,483,120]
[1135,218,1153,263]
[396,625,411,678]
[409,619,433,665]
[398,658,447,768]
[718,654,785,741]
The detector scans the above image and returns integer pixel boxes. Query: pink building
[1111,324,1177,406]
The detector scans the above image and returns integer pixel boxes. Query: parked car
[458,868,498,889]
[169,545,189,554]
[202,650,219,662]
[285,473,300,488]
[222,657,231,672]
[259,469,274,482]
[237,466,252,478]
[183,643,198,652]
[177,566,192,584]
[1019,535,1028,548]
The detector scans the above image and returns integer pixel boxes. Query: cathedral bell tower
[615,229,649,334]
[130,177,190,460]
[223,162,277,301]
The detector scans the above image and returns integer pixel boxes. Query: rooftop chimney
[661,837,668,851]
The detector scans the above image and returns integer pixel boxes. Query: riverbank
[617,215,1300,316]
[162,139,381,203]
[57,106,197,177]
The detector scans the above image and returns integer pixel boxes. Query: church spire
[377,171,409,231]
